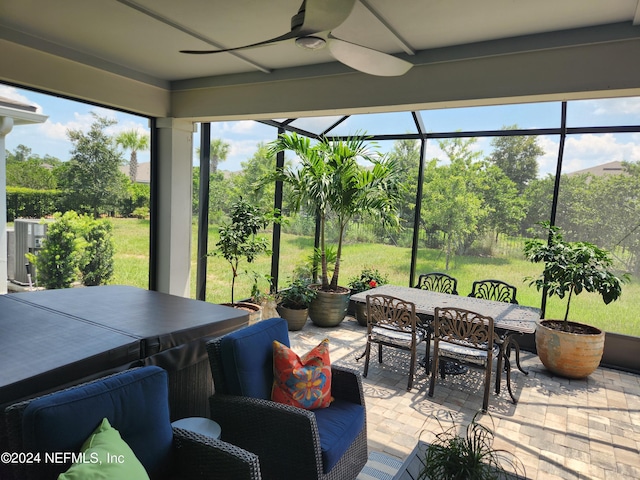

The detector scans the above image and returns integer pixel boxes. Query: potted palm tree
[268,132,402,327]
[276,279,317,331]
[524,223,628,378]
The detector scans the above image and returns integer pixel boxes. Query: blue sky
[3,84,639,176]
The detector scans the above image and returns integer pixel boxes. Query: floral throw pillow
[272,338,333,410]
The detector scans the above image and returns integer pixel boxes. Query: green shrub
[32,211,80,289]
[79,219,115,286]
[6,187,63,221]
[27,212,116,289]
[132,206,149,219]
[120,183,150,217]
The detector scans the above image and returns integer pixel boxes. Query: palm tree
[115,129,149,182]
[197,138,230,173]
[268,132,403,291]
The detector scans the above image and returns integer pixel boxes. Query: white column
[154,118,196,297]
[0,116,15,295]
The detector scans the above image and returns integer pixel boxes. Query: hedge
[6,187,64,221]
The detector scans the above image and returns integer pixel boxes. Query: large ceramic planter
[354,302,368,327]
[222,302,262,325]
[277,305,309,331]
[308,285,350,327]
[535,319,605,379]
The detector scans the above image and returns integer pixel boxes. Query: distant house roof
[0,95,38,112]
[567,161,626,177]
[0,96,47,125]
[120,162,151,184]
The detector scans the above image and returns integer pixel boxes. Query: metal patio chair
[363,294,426,391]
[428,306,504,412]
[414,272,459,295]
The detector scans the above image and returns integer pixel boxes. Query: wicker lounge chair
[206,318,368,480]
[3,366,261,480]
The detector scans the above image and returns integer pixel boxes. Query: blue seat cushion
[22,366,173,479]
[313,399,365,473]
[220,317,289,399]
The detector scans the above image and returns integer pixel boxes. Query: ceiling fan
[180,0,412,77]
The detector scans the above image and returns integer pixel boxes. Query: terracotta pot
[308,285,350,327]
[535,319,605,379]
[222,302,262,325]
[277,305,309,331]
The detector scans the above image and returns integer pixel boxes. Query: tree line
[8,116,639,275]
[196,127,639,274]
[6,113,150,220]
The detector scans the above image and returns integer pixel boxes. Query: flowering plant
[348,268,388,294]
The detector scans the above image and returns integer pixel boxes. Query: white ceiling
[2,0,639,84]
[2,0,640,119]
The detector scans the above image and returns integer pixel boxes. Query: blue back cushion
[220,317,289,399]
[314,399,365,473]
[22,366,173,479]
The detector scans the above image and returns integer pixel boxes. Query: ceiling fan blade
[327,37,413,76]
[296,0,356,35]
[180,30,298,54]
[181,0,355,55]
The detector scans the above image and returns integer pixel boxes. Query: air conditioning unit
[13,219,49,285]
[7,227,15,281]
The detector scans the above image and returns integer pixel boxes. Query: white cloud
[562,133,640,172]
[537,136,560,176]
[37,111,98,141]
[106,119,149,137]
[211,120,258,135]
[228,138,261,158]
[229,120,257,134]
[534,134,640,175]
[591,97,640,116]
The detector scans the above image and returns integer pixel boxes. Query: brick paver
[289,317,640,480]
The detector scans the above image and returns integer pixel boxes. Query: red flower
[369,280,377,288]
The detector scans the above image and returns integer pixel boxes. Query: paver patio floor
[288,317,640,480]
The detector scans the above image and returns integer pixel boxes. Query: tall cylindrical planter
[535,319,605,379]
[308,285,350,327]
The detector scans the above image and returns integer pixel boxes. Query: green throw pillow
[58,418,150,480]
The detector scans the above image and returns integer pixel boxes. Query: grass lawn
[110,218,640,337]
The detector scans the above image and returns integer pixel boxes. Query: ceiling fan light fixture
[295,36,326,50]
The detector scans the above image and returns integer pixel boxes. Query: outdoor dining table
[350,284,541,403]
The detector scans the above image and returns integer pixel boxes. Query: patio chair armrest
[331,364,365,406]
[172,427,261,480]
[209,394,323,478]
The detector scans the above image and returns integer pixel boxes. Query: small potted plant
[276,279,317,331]
[348,268,388,326]
[524,223,628,378]
[417,412,526,479]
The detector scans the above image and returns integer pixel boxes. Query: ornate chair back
[414,272,459,295]
[364,294,425,390]
[468,279,518,304]
[429,307,498,411]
